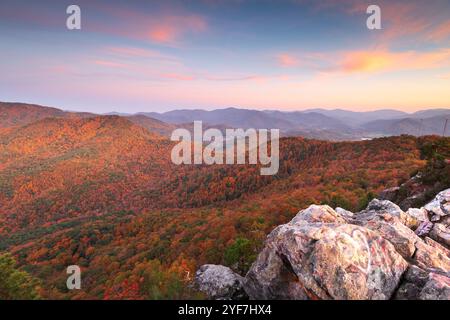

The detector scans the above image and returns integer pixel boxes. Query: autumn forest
[0,102,449,299]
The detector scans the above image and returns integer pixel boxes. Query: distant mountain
[0,102,94,128]
[0,102,65,128]
[263,111,351,131]
[142,107,353,137]
[0,102,171,138]
[126,114,176,137]
[104,111,133,116]
[411,109,450,119]
[363,114,450,136]
[300,108,450,129]
[2,102,448,140]
[300,109,409,127]
[141,107,296,130]
[142,107,448,140]
[283,128,365,141]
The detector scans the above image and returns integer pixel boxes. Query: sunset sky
[1,0,449,113]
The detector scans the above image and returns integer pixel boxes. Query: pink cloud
[358,1,449,46]
[87,4,207,46]
[338,48,450,74]
[161,73,195,81]
[277,53,300,67]
[427,21,450,42]
[294,0,448,46]
[274,51,334,70]
[378,2,431,42]
[149,25,178,43]
[147,15,207,44]
[47,65,72,75]
[93,60,128,68]
[106,46,163,58]
[275,47,450,75]
[104,46,179,64]
[205,75,268,81]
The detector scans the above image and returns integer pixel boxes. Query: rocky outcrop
[378,171,450,212]
[245,222,407,300]
[194,264,248,300]
[196,189,450,300]
[424,189,450,221]
[413,189,450,248]
[430,223,450,247]
[378,174,428,210]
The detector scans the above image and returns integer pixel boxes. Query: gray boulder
[430,223,450,248]
[419,272,450,300]
[424,189,450,220]
[195,264,248,300]
[394,265,429,300]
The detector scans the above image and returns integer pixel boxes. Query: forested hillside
[0,105,448,299]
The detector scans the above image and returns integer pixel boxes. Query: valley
[1,102,448,299]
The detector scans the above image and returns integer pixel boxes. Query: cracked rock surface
[196,189,450,300]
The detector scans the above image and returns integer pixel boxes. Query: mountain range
[0,100,449,300]
[1,102,448,140]
[141,107,450,139]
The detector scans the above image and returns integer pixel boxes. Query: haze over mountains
[1,102,449,140]
[142,107,450,139]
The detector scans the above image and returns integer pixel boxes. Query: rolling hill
[0,102,95,128]
[2,103,449,300]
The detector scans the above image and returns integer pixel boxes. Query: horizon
[1,0,450,113]
[2,100,449,115]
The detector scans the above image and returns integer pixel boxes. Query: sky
[0,0,449,113]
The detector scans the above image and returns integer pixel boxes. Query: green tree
[329,195,352,211]
[419,138,450,187]
[223,237,255,274]
[0,253,40,299]
[357,192,375,211]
